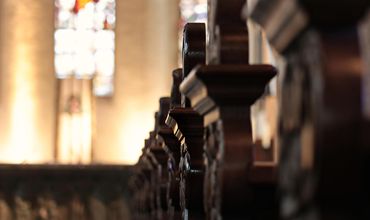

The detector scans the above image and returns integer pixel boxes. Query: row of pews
[129,0,370,219]
[0,165,131,220]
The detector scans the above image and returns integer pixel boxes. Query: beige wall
[0,0,56,163]
[93,0,179,164]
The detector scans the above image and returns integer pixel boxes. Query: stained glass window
[55,0,116,97]
[179,0,207,25]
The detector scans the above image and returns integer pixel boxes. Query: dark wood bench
[130,0,370,219]
[250,0,370,219]
[166,23,206,219]
[0,164,131,220]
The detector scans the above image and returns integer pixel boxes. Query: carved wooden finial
[154,111,159,134]
[158,97,171,126]
[182,23,206,77]
[182,23,206,107]
[170,69,183,109]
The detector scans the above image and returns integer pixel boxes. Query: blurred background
[0,0,206,165]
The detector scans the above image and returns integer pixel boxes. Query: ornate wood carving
[182,23,206,79]
[148,131,170,219]
[131,110,171,220]
[167,108,204,219]
[157,97,182,219]
[249,1,370,219]
[165,23,207,219]
[279,28,367,220]
[181,64,277,219]
[131,1,370,220]
[180,1,280,219]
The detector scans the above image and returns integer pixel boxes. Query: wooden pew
[166,23,207,219]
[248,0,370,219]
[136,139,160,219]
[180,0,278,219]
[131,151,153,219]
[148,130,170,219]
[131,110,171,220]
[128,158,149,220]
[157,97,182,219]
[132,1,370,219]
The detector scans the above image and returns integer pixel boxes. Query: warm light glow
[120,111,154,164]
[58,113,92,163]
[0,0,56,164]
[57,78,93,164]
[86,0,177,164]
[0,45,49,163]
[251,96,277,148]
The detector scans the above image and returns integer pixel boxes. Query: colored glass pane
[179,0,207,25]
[55,0,115,96]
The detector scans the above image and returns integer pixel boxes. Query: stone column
[0,0,56,163]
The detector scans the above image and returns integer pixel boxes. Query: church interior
[0,0,369,219]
